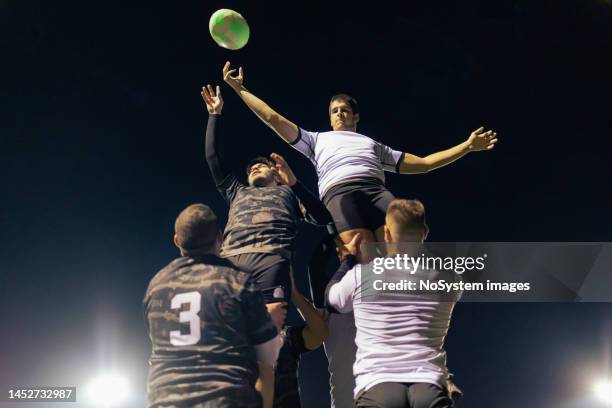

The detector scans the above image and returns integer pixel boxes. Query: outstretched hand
[223,61,244,90]
[270,152,297,186]
[467,127,498,151]
[201,84,223,115]
[468,127,497,151]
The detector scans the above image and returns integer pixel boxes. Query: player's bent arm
[291,289,329,350]
[399,141,470,174]
[325,255,358,314]
[231,85,299,143]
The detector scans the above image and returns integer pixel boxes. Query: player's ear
[384,225,392,243]
[354,113,360,124]
[422,225,429,242]
[173,234,180,249]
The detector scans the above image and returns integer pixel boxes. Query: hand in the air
[270,152,297,186]
[467,127,498,151]
[201,84,224,115]
[222,61,244,90]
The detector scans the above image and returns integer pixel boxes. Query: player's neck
[180,248,219,257]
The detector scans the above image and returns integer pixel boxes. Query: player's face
[248,162,277,187]
[329,100,359,132]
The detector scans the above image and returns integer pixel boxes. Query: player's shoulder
[145,256,190,293]
[145,256,249,297]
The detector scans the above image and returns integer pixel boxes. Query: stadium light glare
[86,374,129,407]
[594,379,612,405]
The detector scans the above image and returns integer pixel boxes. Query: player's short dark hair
[174,204,219,251]
[246,156,275,177]
[386,199,427,235]
[329,93,359,115]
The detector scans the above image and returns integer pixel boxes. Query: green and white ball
[209,9,250,50]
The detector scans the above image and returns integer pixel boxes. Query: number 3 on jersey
[169,291,201,346]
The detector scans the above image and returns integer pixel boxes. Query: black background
[1,1,611,407]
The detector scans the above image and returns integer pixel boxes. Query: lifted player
[221,62,498,253]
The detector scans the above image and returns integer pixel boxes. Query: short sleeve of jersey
[290,128,318,164]
[242,277,278,345]
[377,141,404,173]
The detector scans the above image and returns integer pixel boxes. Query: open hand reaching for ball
[223,61,244,91]
[201,84,224,115]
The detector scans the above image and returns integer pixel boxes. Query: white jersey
[326,261,462,398]
[291,128,404,198]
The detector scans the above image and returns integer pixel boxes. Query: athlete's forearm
[399,140,471,174]
[230,84,298,143]
[292,289,329,348]
[324,255,357,314]
[205,114,233,186]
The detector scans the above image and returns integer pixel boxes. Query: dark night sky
[1,1,611,407]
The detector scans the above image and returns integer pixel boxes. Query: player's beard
[251,174,275,187]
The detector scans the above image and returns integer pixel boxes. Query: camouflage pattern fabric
[144,255,277,407]
[219,178,302,259]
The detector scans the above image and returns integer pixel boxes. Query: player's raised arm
[398,127,498,174]
[202,84,227,183]
[222,61,299,144]
[202,84,243,202]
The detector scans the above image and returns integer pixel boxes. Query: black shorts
[356,382,453,408]
[322,178,396,234]
[225,252,292,302]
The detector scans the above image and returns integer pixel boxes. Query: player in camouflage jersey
[201,84,332,303]
[144,204,281,408]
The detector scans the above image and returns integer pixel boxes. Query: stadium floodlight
[594,379,612,405]
[86,374,129,408]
